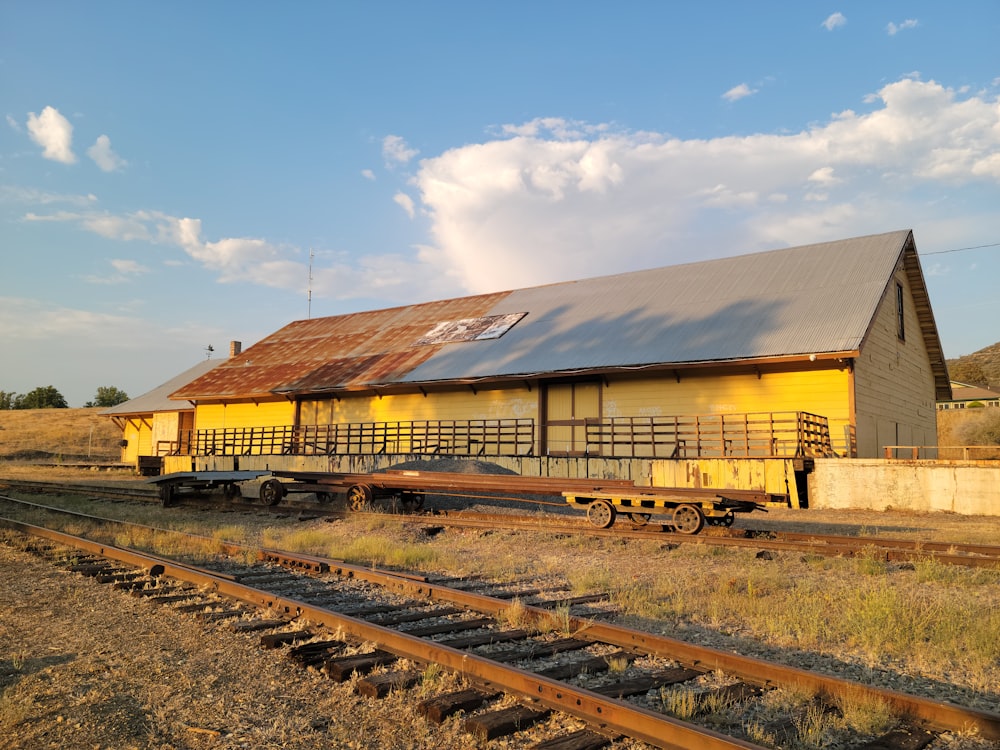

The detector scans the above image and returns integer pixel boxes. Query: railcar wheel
[671,504,705,535]
[259,479,286,506]
[400,491,424,511]
[721,511,735,527]
[586,500,616,529]
[628,512,651,526]
[316,491,334,504]
[347,483,373,511]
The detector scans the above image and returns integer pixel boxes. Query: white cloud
[21,77,1000,314]
[361,169,376,181]
[393,192,415,218]
[822,13,846,31]
[0,296,145,342]
[887,19,918,36]
[87,135,127,172]
[722,83,756,102]
[807,167,840,185]
[110,259,148,275]
[83,257,150,285]
[382,135,418,165]
[1,186,97,206]
[26,106,76,164]
[408,78,1000,293]
[6,114,22,132]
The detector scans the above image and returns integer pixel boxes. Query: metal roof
[171,230,950,401]
[102,359,220,415]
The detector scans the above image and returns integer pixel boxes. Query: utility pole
[308,248,314,319]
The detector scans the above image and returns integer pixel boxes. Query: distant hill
[0,407,121,462]
[946,340,1000,388]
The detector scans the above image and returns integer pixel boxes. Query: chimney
[229,341,242,359]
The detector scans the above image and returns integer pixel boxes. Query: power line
[921,241,1000,256]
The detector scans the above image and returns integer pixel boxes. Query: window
[895,282,905,341]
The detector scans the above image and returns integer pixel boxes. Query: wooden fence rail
[159,411,833,459]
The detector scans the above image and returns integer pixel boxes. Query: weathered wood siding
[151,412,179,455]
[853,265,938,457]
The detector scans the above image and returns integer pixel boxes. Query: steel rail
[0,516,764,750]
[3,509,998,741]
[4,481,1000,570]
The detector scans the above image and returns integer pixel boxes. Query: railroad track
[1,505,999,749]
[3,478,999,570]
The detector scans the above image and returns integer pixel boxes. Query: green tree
[0,391,15,410]
[86,386,130,408]
[13,386,69,409]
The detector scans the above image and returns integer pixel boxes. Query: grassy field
[0,407,122,463]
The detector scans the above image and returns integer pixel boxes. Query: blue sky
[2,2,1000,407]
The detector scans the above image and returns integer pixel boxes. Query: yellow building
[102,358,221,473]
[167,230,948,466]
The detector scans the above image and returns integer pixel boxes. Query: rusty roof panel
[171,292,509,400]
[277,348,440,394]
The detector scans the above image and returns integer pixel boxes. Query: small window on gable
[895,282,905,341]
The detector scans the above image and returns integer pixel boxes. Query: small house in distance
[161,230,947,498]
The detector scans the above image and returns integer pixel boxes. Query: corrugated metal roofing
[102,359,220,415]
[171,230,948,401]
[405,230,911,381]
[172,293,510,399]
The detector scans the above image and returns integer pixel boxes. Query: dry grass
[0,407,121,462]
[3,472,1000,747]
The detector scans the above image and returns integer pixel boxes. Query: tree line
[0,385,129,410]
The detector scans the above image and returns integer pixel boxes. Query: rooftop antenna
[307,248,314,319]
[205,344,214,359]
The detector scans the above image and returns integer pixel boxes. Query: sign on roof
[415,312,527,345]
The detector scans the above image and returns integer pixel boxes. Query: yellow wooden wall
[601,366,852,454]
[119,417,149,465]
[195,400,296,430]
[300,386,538,425]
[853,265,938,457]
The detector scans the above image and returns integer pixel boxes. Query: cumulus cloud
[382,134,418,165]
[20,77,1000,311]
[361,169,376,181]
[822,12,846,30]
[887,19,918,35]
[26,106,76,164]
[408,77,1000,293]
[722,83,757,102]
[87,134,127,172]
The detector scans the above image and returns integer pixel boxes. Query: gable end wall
[852,263,938,457]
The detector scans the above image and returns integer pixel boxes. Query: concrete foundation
[809,458,1000,516]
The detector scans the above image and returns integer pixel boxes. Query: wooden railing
[584,412,834,458]
[161,411,833,460]
[170,418,537,458]
[884,445,1000,460]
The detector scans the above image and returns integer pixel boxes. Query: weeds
[496,597,536,631]
[659,686,698,719]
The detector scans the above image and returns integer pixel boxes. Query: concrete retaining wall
[810,458,1000,516]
